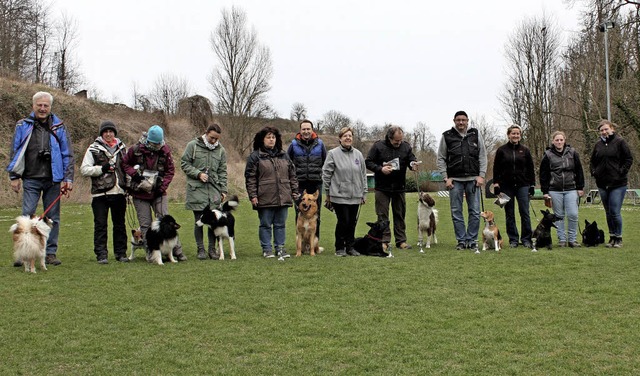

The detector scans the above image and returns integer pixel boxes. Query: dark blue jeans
[598,186,626,237]
[502,185,532,245]
[22,178,61,255]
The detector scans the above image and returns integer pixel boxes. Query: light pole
[599,20,615,121]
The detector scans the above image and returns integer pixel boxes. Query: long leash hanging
[125,194,139,229]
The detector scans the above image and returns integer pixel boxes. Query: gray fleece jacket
[322,145,367,205]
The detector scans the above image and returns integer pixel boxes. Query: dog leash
[39,190,64,219]
[125,194,140,229]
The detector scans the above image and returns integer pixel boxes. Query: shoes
[197,249,207,260]
[97,258,108,264]
[45,254,61,265]
[557,242,566,248]
[335,248,347,257]
[13,259,23,267]
[263,250,275,258]
[605,237,615,248]
[176,253,188,262]
[522,242,533,249]
[509,243,519,249]
[397,242,412,250]
[613,237,622,248]
[116,256,130,263]
[346,248,360,256]
[568,241,581,248]
[455,243,466,250]
[208,249,219,260]
[276,249,291,259]
[467,242,478,250]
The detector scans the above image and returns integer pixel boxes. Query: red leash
[39,190,65,219]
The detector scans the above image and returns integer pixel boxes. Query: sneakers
[568,241,581,248]
[346,248,360,256]
[45,254,62,265]
[605,237,616,248]
[455,243,466,250]
[557,241,567,248]
[522,242,533,249]
[13,259,23,267]
[263,250,275,258]
[509,243,519,248]
[276,249,291,259]
[613,237,623,248]
[397,242,412,250]
[467,242,479,251]
[335,248,347,257]
[197,249,207,260]
[116,256,130,263]
[97,258,109,265]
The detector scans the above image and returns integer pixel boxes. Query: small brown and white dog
[9,215,54,273]
[296,190,323,256]
[417,192,438,252]
[128,227,146,261]
[480,210,503,254]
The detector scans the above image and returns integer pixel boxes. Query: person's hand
[10,179,21,193]
[292,192,300,201]
[493,185,501,196]
[361,197,366,205]
[475,176,485,187]
[410,161,422,171]
[154,187,165,198]
[251,197,258,207]
[101,163,113,173]
[445,178,454,190]
[578,190,584,197]
[198,172,209,183]
[381,164,393,175]
[132,174,143,183]
[61,182,73,197]
[529,186,535,197]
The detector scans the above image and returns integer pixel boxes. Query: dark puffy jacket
[590,133,633,189]
[365,139,417,192]
[493,142,535,188]
[539,145,584,193]
[287,133,326,183]
[121,143,175,200]
[245,147,298,209]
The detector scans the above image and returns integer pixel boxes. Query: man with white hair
[7,91,75,266]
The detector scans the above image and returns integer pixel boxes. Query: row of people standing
[438,111,633,250]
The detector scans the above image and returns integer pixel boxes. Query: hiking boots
[208,249,219,260]
[97,258,109,264]
[197,249,207,260]
[45,254,61,265]
[335,248,347,257]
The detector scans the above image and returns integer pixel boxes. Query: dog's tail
[222,195,239,212]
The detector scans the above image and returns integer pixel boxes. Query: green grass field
[1,193,639,375]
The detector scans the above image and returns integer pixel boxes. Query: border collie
[9,215,54,273]
[146,215,181,265]
[195,195,239,260]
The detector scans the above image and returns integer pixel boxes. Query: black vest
[443,128,480,178]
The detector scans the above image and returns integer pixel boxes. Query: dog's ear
[131,228,136,235]
[312,190,319,200]
[367,222,375,227]
[303,189,308,196]
[585,219,590,226]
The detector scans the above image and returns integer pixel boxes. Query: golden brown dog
[296,190,322,256]
[480,210,503,254]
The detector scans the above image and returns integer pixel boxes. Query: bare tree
[411,122,437,153]
[28,0,52,83]
[52,11,82,92]
[149,73,191,115]
[290,102,307,122]
[319,110,351,135]
[500,14,561,164]
[209,6,273,155]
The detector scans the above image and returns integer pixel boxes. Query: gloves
[131,174,143,183]
[493,186,501,196]
[101,163,113,173]
[529,186,535,197]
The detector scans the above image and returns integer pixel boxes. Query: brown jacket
[244,147,298,209]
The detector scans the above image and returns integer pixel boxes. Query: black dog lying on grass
[531,209,562,252]
[582,220,605,247]
[353,219,390,257]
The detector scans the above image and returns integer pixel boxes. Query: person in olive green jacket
[180,123,228,260]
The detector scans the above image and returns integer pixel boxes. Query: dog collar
[367,234,383,242]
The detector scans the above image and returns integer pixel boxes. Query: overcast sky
[54,0,583,138]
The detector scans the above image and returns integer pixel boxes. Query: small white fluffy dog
[417,192,438,251]
[9,215,54,273]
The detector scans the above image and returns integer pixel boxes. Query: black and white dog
[195,195,239,260]
[146,215,181,265]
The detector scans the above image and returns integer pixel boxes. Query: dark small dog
[353,219,391,257]
[531,209,562,252]
[582,220,605,247]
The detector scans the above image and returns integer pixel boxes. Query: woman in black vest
[492,124,536,248]
[539,131,585,247]
[80,121,129,263]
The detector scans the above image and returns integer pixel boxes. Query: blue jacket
[287,133,327,183]
[7,113,75,183]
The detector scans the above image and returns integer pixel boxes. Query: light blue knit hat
[146,125,164,144]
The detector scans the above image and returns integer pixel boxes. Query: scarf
[202,135,219,150]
